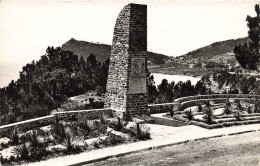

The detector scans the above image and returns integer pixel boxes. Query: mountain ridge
[61,38,170,65]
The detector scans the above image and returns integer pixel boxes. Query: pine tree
[234,4,259,70]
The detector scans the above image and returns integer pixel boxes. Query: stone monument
[105,3,148,119]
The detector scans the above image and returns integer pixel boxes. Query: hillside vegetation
[0,47,109,125]
[62,38,169,65]
[183,37,248,59]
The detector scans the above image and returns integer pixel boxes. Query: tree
[147,72,158,103]
[234,4,260,70]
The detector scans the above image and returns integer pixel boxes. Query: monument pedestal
[105,3,148,119]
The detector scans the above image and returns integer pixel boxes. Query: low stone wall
[53,109,113,121]
[148,103,178,114]
[0,115,55,137]
[174,94,260,103]
[0,109,112,137]
[180,98,227,111]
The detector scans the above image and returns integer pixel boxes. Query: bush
[99,132,126,146]
[79,120,95,135]
[134,123,151,140]
[233,111,244,121]
[184,109,193,121]
[6,128,20,145]
[12,143,30,160]
[91,140,100,149]
[51,122,66,143]
[203,106,215,124]
[30,147,50,161]
[224,106,232,115]
[198,104,203,112]
[108,117,123,131]
[27,130,43,148]
[248,106,252,114]
[99,111,109,124]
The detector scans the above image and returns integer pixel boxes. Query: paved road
[86,132,260,166]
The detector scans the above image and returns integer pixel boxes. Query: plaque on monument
[129,58,146,94]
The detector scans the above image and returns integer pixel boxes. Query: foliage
[99,132,126,146]
[6,128,20,145]
[126,123,151,140]
[184,109,193,121]
[212,69,258,94]
[26,130,43,148]
[147,72,158,103]
[233,111,244,121]
[198,104,203,112]
[78,120,95,135]
[0,47,109,125]
[12,143,30,160]
[234,4,259,70]
[203,104,215,124]
[254,98,260,113]
[99,111,109,124]
[154,79,209,104]
[108,117,124,131]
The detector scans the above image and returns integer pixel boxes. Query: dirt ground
[86,132,260,166]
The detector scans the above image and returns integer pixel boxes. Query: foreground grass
[86,131,260,166]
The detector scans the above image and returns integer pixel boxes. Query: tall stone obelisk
[105,3,148,119]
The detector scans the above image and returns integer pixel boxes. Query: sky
[0,1,258,86]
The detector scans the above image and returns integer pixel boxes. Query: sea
[0,64,201,88]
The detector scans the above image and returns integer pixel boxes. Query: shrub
[30,147,50,161]
[51,122,67,143]
[226,98,231,107]
[79,120,95,135]
[224,106,232,115]
[108,117,123,131]
[12,143,30,160]
[203,106,215,124]
[233,111,244,121]
[248,106,252,114]
[99,111,109,124]
[184,109,193,121]
[254,98,260,113]
[169,109,174,117]
[198,104,203,112]
[135,123,151,140]
[99,132,125,146]
[6,128,20,145]
[27,130,43,148]
[91,140,100,149]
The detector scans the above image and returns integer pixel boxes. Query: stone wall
[105,3,148,119]
[148,103,177,114]
[0,115,55,137]
[0,109,112,137]
[174,94,260,103]
[54,109,113,121]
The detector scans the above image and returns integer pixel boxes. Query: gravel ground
[86,132,260,166]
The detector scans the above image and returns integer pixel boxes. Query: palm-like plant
[12,143,30,160]
[203,104,215,124]
[254,98,260,113]
[135,123,151,140]
[185,109,193,121]
[79,120,95,134]
[6,128,20,145]
[233,111,244,121]
[27,130,42,148]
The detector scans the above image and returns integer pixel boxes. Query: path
[26,122,260,166]
[86,132,260,166]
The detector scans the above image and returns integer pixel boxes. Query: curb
[69,129,259,166]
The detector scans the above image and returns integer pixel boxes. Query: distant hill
[182,37,249,60]
[61,38,169,65]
